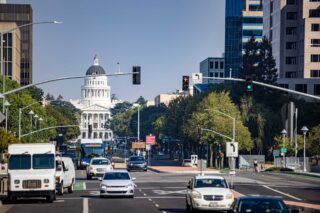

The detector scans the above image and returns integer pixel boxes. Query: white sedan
[186,175,234,212]
[100,170,135,198]
[86,157,113,180]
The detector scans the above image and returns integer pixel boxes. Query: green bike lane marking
[74,182,86,191]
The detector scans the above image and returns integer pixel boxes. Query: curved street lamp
[301,126,309,172]
[4,100,10,132]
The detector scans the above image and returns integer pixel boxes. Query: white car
[86,157,113,179]
[182,159,193,167]
[186,175,234,212]
[55,156,76,195]
[99,170,135,198]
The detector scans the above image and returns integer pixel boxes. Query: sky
[9,0,225,102]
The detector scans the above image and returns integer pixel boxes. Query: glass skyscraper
[225,0,263,78]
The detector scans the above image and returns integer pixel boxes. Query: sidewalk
[148,166,220,174]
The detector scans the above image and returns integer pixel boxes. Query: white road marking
[137,187,185,189]
[83,182,86,190]
[54,200,65,203]
[148,198,152,201]
[83,198,89,213]
[144,193,147,196]
[262,185,302,201]
[58,196,185,199]
[153,189,186,195]
[155,204,159,207]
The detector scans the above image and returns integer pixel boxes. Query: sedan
[127,156,147,172]
[100,170,135,198]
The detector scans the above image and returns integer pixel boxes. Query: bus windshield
[9,154,31,170]
[33,154,55,169]
[82,146,104,158]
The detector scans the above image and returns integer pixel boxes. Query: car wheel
[57,182,64,196]
[100,195,104,198]
[8,192,17,203]
[68,183,74,193]
[129,195,134,198]
[189,201,197,213]
[46,192,55,203]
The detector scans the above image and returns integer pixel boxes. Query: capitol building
[70,55,114,141]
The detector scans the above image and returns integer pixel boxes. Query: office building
[225,0,263,78]
[263,0,320,96]
[0,3,33,85]
[200,57,225,84]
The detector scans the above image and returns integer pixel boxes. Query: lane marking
[148,198,152,201]
[83,198,89,213]
[155,204,159,207]
[262,185,302,201]
[58,196,185,199]
[83,182,86,190]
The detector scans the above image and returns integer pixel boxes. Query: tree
[57,94,64,101]
[45,93,55,101]
[26,86,44,102]
[0,129,20,153]
[111,102,132,115]
[308,124,320,165]
[111,94,118,101]
[135,96,147,105]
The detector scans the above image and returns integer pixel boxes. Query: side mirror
[98,177,102,181]
[132,177,136,181]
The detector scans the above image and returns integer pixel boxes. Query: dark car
[127,156,147,172]
[228,196,299,213]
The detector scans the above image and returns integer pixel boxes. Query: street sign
[146,135,156,145]
[0,112,5,123]
[273,149,280,157]
[192,73,203,84]
[281,147,287,154]
[132,142,146,149]
[226,142,239,157]
[146,144,151,151]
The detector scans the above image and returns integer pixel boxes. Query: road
[1,169,320,213]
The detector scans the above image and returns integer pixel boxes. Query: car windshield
[33,154,55,169]
[104,172,130,180]
[194,178,228,188]
[9,154,31,170]
[238,199,289,213]
[129,157,144,162]
[92,159,110,165]
[82,147,104,158]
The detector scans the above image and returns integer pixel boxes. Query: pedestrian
[253,159,258,173]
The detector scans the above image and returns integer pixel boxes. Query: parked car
[127,156,147,172]
[99,170,136,198]
[228,196,299,213]
[55,156,76,195]
[86,157,113,179]
[186,175,234,212]
[182,159,193,167]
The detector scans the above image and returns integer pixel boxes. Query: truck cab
[7,143,56,202]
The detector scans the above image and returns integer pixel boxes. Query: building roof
[86,54,106,75]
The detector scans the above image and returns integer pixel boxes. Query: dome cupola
[86,54,106,75]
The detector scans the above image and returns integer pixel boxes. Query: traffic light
[182,76,189,91]
[245,76,253,93]
[132,66,141,85]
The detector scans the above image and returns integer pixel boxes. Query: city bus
[78,139,106,169]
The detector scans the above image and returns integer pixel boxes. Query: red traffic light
[182,76,189,91]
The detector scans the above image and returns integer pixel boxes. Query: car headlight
[44,179,50,183]
[226,193,233,199]
[14,179,20,184]
[101,185,107,189]
[191,191,202,199]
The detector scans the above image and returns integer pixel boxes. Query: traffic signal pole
[202,77,320,101]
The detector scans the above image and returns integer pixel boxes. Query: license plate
[209,202,218,207]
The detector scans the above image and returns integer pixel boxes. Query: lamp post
[29,110,34,135]
[281,129,287,168]
[34,114,39,129]
[4,100,10,132]
[301,126,309,172]
[19,101,43,139]
[39,117,43,130]
[1,20,62,113]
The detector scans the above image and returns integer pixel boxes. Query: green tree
[0,129,21,153]
[308,124,320,164]
[111,101,132,115]
[135,96,147,105]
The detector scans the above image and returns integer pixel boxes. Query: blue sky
[10,0,225,102]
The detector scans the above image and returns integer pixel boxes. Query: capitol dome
[86,54,106,75]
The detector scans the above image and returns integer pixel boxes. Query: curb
[147,167,220,174]
[264,171,320,179]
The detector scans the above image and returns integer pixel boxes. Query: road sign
[273,149,280,157]
[146,144,151,151]
[281,147,287,154]
[146,135,156,145]
[132,142,146,149]
[226,142,239,157]
[192,73,203,84]
[0,112,5,123]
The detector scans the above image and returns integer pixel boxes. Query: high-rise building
[200,57,225,84]
[225,0,263,78]
[0,3,33,85]
[263,0,320,96]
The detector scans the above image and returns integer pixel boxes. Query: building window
[99,133,103,139]
[82,132,86,138]
[243,30,263,37]
[311,39,320,47]
[220,61,224,69]
[287,0,296,4]
[285,72,297,78]
[314,84,320,95]
[311,24,320,31]
[209,61,213,69]
[311,69,320,77]
[209,72,213,77]
[295,84,307,93]
[310,0,320,2]
[279,84,289,89]
[270,1,273,13]
[249,4,262,11]
[94,132,97,139]
[286,42,297,49]
[310,9,320,17]
[311,54,320,62]
[286,57,297,64]
[215,61,219,69]
[287,12,297,20]
[214,73,219,77]
[243,17,263,23]
[286,27,297,35]
[220,72,223,77]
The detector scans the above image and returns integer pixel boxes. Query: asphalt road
[1,169,320,213]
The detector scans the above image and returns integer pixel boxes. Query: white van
[7,143,56,202]
[55,156,76,195]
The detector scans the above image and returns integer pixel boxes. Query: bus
[78,139,106,169]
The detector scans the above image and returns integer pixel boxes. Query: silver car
[99,170,135,198]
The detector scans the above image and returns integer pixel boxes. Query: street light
[39,117,43,130]
[281,129,287,168]
[4,100,10,132]
[19,101,43,139]
[34,114,39,129]
[301,126,309,172]
[29,110,34,135]
[1,20,62,113]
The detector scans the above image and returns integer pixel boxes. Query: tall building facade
[70,55,113,142]
[200,57,225,84]
[225,0,263,78]
[0,3,33,85]
[263,0,320,96]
